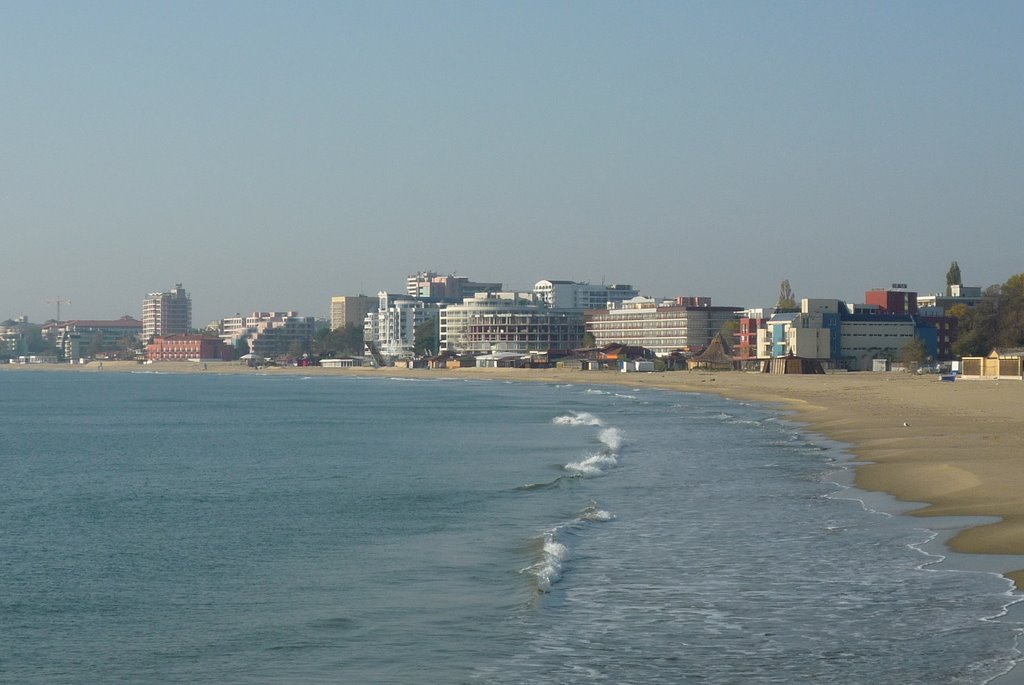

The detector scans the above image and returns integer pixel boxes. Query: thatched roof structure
[689,333,738,370]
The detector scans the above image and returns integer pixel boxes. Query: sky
[2,1,1022,325]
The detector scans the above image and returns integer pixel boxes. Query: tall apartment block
[143,283,192,340]
[406,271,502,302]
[330,295,376,331]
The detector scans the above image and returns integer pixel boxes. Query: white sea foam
[552,412,604,427]
[580,501,615,522]
[564,451,618,476]
[538,537,568,590]
[599,427,622,451]
[522,532,569,592]
[523,503,615,592]
[553,423,623,476]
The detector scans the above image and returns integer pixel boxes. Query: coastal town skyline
[0,263,995,327]
[4,3,1022,325]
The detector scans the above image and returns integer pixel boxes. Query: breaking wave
[599,427,622,451]
[519,411,625,592]
[564,451,618,476]
[525,533,569,592]
[552,412,604,427]
[553,413,624,477]
[521,501,615,592]
[580,500,615,522]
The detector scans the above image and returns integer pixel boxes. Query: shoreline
[7,361,1024,585]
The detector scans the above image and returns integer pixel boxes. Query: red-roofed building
[147,334,234,362]
[43,316,144,359]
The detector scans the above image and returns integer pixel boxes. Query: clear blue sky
[3,1,1022,325]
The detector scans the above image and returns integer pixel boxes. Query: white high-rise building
[533,280,637,310]
[143,284,192,340]
[364,292,441,358]
[439,291,584,355]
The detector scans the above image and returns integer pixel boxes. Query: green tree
[314,323,365,357]
[995,273,1024,348]
[952,307,993,357]
[777,280,797,311]
[339,323,366,356]
[413,317,439,357]
[946,261,962,288]
[116,336,139,358]
[899,337,929,368]
[947,303,970,320]
[312,327,331,355]
[943,273,1024,357]
[234,337,251,357]
[581,331,597,348]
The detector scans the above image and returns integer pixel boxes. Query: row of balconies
[589,322,688,329]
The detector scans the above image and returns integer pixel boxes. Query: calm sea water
[1,371,1021,684]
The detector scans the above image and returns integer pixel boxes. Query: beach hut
[960,348,1024,380]
[319,357,363,368]
[476,352,529,368]
[762,355,825,375]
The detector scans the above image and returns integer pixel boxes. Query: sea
[2,370,1022,684]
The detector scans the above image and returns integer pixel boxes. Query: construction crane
[44,298,71,323]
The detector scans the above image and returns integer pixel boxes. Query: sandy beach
[7,361,1024,586]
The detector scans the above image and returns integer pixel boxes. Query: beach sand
[7,361,1024,584]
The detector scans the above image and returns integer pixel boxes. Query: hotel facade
[585,297,740,356]
[364,292,441,358]
[142,284,192,340]
[440,292,584,355]
[146,334,233,362]
[220,311,316,357]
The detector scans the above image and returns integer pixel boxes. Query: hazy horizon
[4,2,1021,324]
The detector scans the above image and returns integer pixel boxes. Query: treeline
[312,323,365,357]
[951,273,1024,357]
